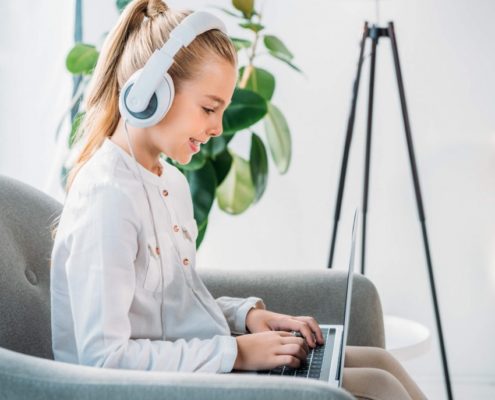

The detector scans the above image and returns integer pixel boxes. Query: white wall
[1,0,493,398]
[197,1,495,397]
[0,1,74,197]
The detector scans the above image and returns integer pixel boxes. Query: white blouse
[50,137,265,373]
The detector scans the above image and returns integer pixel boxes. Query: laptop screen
[336,209,359,386]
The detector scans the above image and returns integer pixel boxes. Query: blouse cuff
[219,335,239,373]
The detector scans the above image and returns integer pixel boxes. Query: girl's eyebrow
[205,94,231,106]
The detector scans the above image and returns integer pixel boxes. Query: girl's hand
[234,331,309,371]
[245,309,325,348]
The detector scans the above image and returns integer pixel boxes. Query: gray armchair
[0,174,385,400]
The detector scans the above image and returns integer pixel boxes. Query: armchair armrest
[0,346,355,400]
[199,268,385,348]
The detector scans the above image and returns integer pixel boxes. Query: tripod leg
[387,21,454,400]
[328,22,369,269]
[361,27,380,275]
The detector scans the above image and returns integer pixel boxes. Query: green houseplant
[61,0,302,247]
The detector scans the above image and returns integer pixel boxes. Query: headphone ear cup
[119,69,175,128]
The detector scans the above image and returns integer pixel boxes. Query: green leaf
[231,37,252,51]
[232,0,254,18]
[216,151,256,214]
[202,136,227,159]
[196,218,209,249]
[267,50,303,74]
[116,0,133,12]
[223,87,268,135]
[60,165,69,190]
[68,112,85,148]
[180,150,207,171]
[224,133,236,145]
[239,22,265,33]
[263,102,292,174]
[66,43,99,75]
[249,132,269,202]
[264,35,294,60]
[239,66,275,101]
[211,149,233,186]
[184,160,217,227]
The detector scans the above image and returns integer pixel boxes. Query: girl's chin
[173,154,193,166]
[167,146,194,165]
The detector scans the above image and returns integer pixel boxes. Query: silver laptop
[232,209,359,388]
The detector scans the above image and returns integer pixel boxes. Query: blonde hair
[50,0,237,239]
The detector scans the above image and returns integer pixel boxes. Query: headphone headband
[126,11,227,114]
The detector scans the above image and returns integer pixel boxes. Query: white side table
[384,315,431,361]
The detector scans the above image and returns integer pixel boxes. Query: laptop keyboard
[258,327,331,379]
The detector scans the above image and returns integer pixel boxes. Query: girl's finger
[280,335,309,354]
[293,316,325,345]
[275,355,301,369]
[277,343,309,362]
[276,330,293,337]
[290,320,317,348]
[273,320,316,347]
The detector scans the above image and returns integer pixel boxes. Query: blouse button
[162,189,169,197]
[182,258,190,266]
[173,224,180,233]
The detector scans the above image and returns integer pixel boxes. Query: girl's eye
[202,107,215,115]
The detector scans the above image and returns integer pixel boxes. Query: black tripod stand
[327,21,454,400]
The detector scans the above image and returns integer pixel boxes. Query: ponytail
[65,0,154,193]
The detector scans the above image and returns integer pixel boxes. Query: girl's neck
[110,120,163,177]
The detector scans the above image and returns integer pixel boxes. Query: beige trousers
[341,346,428,400]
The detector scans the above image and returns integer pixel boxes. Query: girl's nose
[208,126,222,137]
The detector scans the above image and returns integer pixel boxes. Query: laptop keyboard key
[309,371,321,379]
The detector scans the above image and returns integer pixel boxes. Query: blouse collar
[102,137,168,187]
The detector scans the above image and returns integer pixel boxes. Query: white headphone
[118,10,227,128]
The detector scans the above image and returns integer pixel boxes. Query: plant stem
[238,3,264,89]
[54,76,88,141]
[238,64,253,89]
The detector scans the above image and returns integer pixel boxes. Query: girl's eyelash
[202,107,215,115]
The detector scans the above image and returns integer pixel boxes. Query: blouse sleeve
[64,183,238,373]
[215,296,266,335]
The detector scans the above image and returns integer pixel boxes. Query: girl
[50,1,427,399]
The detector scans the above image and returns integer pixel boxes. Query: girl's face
[150,58,237,165]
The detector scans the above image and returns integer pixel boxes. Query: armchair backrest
[0,175,62,360]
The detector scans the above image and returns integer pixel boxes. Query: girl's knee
[367,367,401,387]
[343,367,412,400]
[368,347,401,371]
[347,346,399,371]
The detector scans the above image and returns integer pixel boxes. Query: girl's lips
[189,139,200,153]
